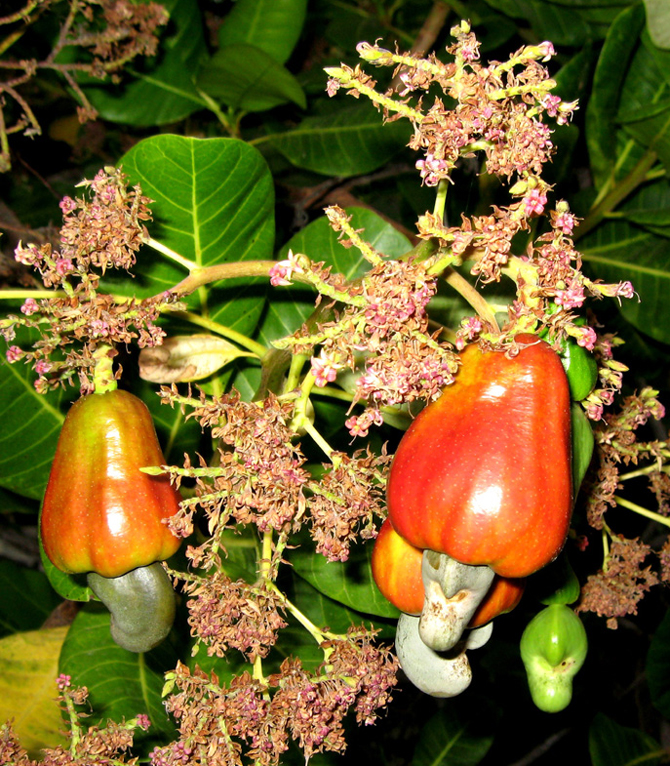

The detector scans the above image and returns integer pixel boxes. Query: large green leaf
[644,0,670,49]
[217,0,308,64]
[620,99,670,173]
[84,0,208,126]
[0,349,64,500]
[59,608,177,740]
[197,45,306,113]
[589,713,664,766]
[585,4,646,189]
[646,607,670,718]
[580,220,670,343]
[481,0,591,45]
[0,560,61,639]
[289,539,401,619]
[259,101,412,177]
[120,135,274,331]
[412,699,497,766]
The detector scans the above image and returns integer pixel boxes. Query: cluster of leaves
[3,1,670,766]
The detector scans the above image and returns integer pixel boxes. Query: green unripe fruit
[87,562,176,653]
[561,337,598,402]
[520,604,587,713]
[571,402,595,493]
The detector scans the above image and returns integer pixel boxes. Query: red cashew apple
[387,335,572,579]
[41,389,182,579]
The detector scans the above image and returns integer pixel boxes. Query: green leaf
[218,0,308,64]
[481,0,591,45]
[644,0,670,49]
[0,351,64,500]
[84,0,208,126]
[621,207,670,226]
[59,607,176,739]
[585,4,646,189]
[0,626,69,757]
[646,606,670,718]
[258,207,412,345]
[197,45,306,112]
[289,540,401,619]
[39,528,92,603]
[120,134,273,334]
[589,712,664,766]
[580,220,670,343]
[412,698,497,766]
[289,569,390,636]
[538,0,633,6]
[0,560,62,638]
[620,99,670,173]
[261,100,411,177]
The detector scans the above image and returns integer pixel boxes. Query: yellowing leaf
[0,626,69,758]
[139,334,255,383]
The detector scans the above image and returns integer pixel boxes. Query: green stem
[267,582,339,645]
[0,289,64,300]
[433,178,448,220]
[171,260,279,298]
[144,238,197,271]
[63,692,83,756]
[92,344,117,393]
[285,353,308,392]
[613,495,670,529]
[575,149,659,242]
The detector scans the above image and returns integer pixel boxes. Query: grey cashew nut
[87,561,176,653]
[419,550,496,652]
[396,613,493,697]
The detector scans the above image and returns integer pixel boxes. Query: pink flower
[35,360,52,375]
[584,401,603,421]
[6,346,23,363]
[522,189,547,216]
[269,250,303,287]
[59,196,77,215]
[537,41,555,61]
[575,325,597,351]
[20,298,39,315]
[135,714,151,730]
[554,211,577,235]
[542,94,562,117]
[56,674,71,691]
[55,257,74,276]
[555,283,585,310]
[311,351,340,387]
[616,281,635,300]
[326,79,341,98]
[416,154,449,186]
[14,242,40,266]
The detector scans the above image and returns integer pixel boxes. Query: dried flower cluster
[1,168,179,392]
[271,208,459,437]
[151,628,398,766]
[0,0,169,170]
[0,677,150,765]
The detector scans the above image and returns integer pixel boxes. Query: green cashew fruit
[561,336,598,402]
[87,561,176,653]
[520,604,587,713]
[571,402,595,494]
